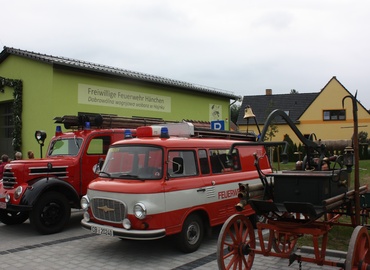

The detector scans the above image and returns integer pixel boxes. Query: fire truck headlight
[134,203,147,220]
[14,186,23,200]
[80,195,90,210]
[5,194,10,203]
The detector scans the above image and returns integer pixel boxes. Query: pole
[39,144,43,159]
[342,92,360,226]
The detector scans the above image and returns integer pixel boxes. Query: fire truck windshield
[100,146,163,180]
[48,137,83,156]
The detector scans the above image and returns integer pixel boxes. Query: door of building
[0,102,14,158]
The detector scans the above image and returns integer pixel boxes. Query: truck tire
[29,191,71,234]
[176,213,204,253]
[0,210,29,225]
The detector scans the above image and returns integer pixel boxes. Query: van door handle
[197,188,206,192]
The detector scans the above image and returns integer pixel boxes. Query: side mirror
[93,158,105,174]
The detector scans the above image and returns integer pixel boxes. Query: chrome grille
[2,169,17,188]
[91,198,126,223]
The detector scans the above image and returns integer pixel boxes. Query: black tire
[0,209,29,225]
[29,191,71,234]
[176,213,204,253]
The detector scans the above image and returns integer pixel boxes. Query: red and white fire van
[81,122,272,252]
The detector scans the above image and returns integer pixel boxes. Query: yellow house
[238,76,370,146]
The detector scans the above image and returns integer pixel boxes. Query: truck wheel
[176,213,204,253]
[29,192,71,234]
[0,210,29,225]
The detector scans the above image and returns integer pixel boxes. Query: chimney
[266,89,272,96]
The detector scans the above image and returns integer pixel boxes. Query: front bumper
[0,201,32,212]
[81,219,166,240]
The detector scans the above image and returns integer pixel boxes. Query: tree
[290,89,299,94]
[359,131,369,160]
[359,131,368,143]
[263,100,278,141]
[283,134,295,162]
[230,103,240,124]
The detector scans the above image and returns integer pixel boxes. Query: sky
[1,0,370,109]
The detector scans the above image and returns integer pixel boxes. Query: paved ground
[0,211,348,270]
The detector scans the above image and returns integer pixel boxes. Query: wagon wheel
[217,214,256,270]
[345,226,370,270]
[270,229,298,254]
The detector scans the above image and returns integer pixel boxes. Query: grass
[270,159,370,251]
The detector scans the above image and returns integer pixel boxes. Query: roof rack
[53,113,254,141]
[54,113,176,129]
[193,127,255,141]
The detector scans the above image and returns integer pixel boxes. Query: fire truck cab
[81,122,272,253]
[0,117,129,234]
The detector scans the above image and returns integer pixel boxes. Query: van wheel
[29,192,71,234]
[176,213,204,253]
[0,210,29,225]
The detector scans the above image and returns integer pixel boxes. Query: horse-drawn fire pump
[217,95,370,270]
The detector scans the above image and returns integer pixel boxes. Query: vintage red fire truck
[0,114,145,234]
[80,122,272,252]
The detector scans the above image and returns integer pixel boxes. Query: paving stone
[0,213,349,270]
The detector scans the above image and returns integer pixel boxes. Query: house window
[323,110,346,121]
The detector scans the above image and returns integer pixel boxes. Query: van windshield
[101,146,163,180]
[48,137,83,156]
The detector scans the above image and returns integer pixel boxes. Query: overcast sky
[2,0,369,109]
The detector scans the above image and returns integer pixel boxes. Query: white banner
[78,84,171,112]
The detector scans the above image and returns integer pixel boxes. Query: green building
[0,47,239,158]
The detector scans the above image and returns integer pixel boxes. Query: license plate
[91,225,113,236]
[0,202,6,209]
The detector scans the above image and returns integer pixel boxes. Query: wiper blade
[118,174,140,179]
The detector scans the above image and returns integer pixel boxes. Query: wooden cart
[217,105,370,269]
[216,174,369,269]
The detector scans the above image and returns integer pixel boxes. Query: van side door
[201,148,244,225]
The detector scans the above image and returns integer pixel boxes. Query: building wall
[239,78,370,148]
[297,78,370,142]
[0,55,231,157]
[0,55,54,158]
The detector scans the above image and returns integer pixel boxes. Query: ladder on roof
[54,113,174,129]
[53,113,254,141]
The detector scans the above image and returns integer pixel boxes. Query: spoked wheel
[345,226,370,270]
[217,214,255,270]
[270,229,298,254]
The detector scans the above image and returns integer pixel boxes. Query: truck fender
[20,177,80,208]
